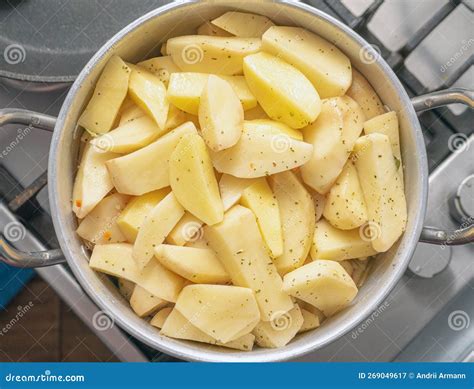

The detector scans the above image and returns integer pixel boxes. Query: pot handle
[412,88,474,245]
[0,108,65,267]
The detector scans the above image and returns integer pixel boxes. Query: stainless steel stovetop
[0,0,472,362]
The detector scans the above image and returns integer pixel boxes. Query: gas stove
[0,0,472,362]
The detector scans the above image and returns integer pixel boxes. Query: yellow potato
[166,35,261,75]
[323,162,368,230]
[199,75,244,151]
[133,192,185,269]
[268,171,315,274]
[130,285,168,317]
[106,122,197,195]
[175,284,260,343]
[262,26,352,98]
[117,189,170,243]
[89,243,139,282]
[197,21,233,37]
[353,133,407,252]
[244,104,269,120]
[346,69,385,120]
[78,56,130,135]
[283,260,358,317]
[298,308,321,333]
[118,278,135,300]
[218,174,258,211]
[119,104,146,126]
[210,122,313,178]
[166,212,204,246]
[204,205,294,321]
[167,72,257,114]
[245,119,303,140]
[154,244,229,284]
[136,55,180,86]
[211,11,274,37]
[311,219,377,261]
[169,133,224,225]
[243,52,321,129]
[240,178,283,258]
[150,307,173,329]
[300,96,365,194]
[76,193,129,244]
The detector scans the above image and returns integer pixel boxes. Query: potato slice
[166,212,204,246]
[308,188,326,222]
[300,96,365,194]
[78,56,130,135]
[118,278,135,300]
[268,171,315,274]
[89,243,139,282]
[219,174,259,211]
[246,119,303,140]
[204,205,294,321]
[323,162,368,230]
[252,305,303,348]
[150,307,173,329]
[154,244,229,284]
[169,133,224,225]
[166,35,261,75]
[199,75,243,151]
[262,26,351,98]
[211,11,274,37]
[283,260,358,317]
[298,308,321,333]
[133,192,185,269]
[175,284,260,343]
[197,21,233,37]
[161,308,255,351]
[353,133,407,252]
[244,104,269,120]
[76,193,129,244]
[116,188,170,243]
[240,178,283,258]
[210,122,313,178]
[311,219,377,261]
[106,122,197,195]
[363,111,403,185]
[128,67,169,130]
[346,69,385,120]
[130,285,168,317]
[167,73,257,114]
[119,104,146,126]
[243,52,321,129]
[72,143,118,219]
[136,56,180,86]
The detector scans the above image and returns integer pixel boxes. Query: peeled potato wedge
[78,56,130,135]
[353,133,407,252]
[218,174,258,211]
[119,104,146,126]
[243,52,321,129]
[136,55,180,86]
[244,104,269,120]
[199,75,244,151]
[283,260,358,317]
[118,278,135,300]
[211,11,274,37]
[197,21,233,37]
[247,119,303,141]
[262,26,352,98]
[298,308,321,333]
[150,306,173,329]
[130,285,168,317]
[89,243,139,282]
[166,35,261,75]
[166,212,204,246]
[106,122,197,195]
[346,69,385,120]
[169,133,224,225]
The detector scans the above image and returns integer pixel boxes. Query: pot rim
[48,0,428,362]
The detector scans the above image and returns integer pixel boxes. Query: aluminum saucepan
[0,0,473,362]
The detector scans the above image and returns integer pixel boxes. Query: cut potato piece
[154,244,229,284]
[185,237,209,250]
[150,307,173,329]
[91,116,163,154]
[240,178,283,258]
[166,212,204,246]
[297,300,326,324]
[128,67,169,130]
[78,56,130,135]
[133,192,185,269]
[353,133,407,252]
[89,243,138,282]
[130,285,168,317]
[167,72,257,114]
[268,171,315,274]
[363,111,403,185]
[262,26,351,98]
[210,122,313,178]
[197,21,233,37]
[118,278,135,300]
[219,174,259,211]
[167,35,261,75]
[346,69,385,120]
[323,162,368,230]
[161,309,255,351]
[175,284,260,343]
[119,104,145,126]
[169,133,224,225]
[116,188,170,243]
[253,305,303,348]
[246,119,303,140]
[76,193,129,244]
[298,308,321,333]
[243,52,321,129]
[300,96,365,194]
[211,11,274,37]
[283,260,358,317]
[244,104,269,120]
[199,75,243,151]
[72,143,118,219]
[311,219,377,261]
[106,122,197,195]
[308,188,326,222]
[136,56,180,86]
[204,205,293,321]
